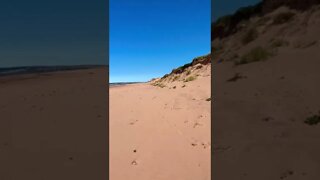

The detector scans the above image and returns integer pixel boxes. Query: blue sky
[0,0,107,67]
[110,0,211,83]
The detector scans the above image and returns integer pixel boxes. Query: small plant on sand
[173,75,179,81]
[256,16,271,26]
[270,39,289,48]
[184,76,197,82]
[181,84,186,88]
[227,73,246,82]
[304,115,320,126]
[241,28,258,45]
[158,84,166,88]
[186,70,191,75]
[196,65,203,69]
[152,82,166,88]
[235,47,272,65]
[172,86,176,89]
[272,12,295,25]
[206,97,211,101]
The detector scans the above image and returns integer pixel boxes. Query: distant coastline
[0,65,106,76]
[110,82,143,86]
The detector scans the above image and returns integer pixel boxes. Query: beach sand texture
[110,64,211,180]
[212,5,320,180]
[0,68,108,180]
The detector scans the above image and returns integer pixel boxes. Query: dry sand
[0,68,108,180]
[110,65,211,180]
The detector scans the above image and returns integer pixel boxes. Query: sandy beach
[0,68,108,180]
[110,62,211,180]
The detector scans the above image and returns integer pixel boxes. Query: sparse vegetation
[172,86,176,89]
[181,84,186,88]
[241,28,258,45]
[304,115,320,126]
[161,74,169,79]
[235,47,272,65]
[159,54,210,81]
[173,75,179,81]
[303,41,318,48]
[293,40,318,49]
[184,76,197,82]
[227,73,246,82]
[196,65,203,69]
[256,16,271,26]
[151,82,166,88]
[270,39,289,48]
[211,2,263,40]
[272,12,295,25]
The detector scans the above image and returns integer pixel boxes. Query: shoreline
[0,65,107,77]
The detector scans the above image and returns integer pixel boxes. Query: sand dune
[110,64,211,180]
[212,5,320,180]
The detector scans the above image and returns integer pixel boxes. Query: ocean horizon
[0,65,106,76]
[109,82,144,86]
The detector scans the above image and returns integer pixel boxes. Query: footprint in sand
[129,119,139,125]
[201,142,211,149]
[280,170,294,179]
[262,116,274,122]
[193,122,202,128]
[131,160,138,166]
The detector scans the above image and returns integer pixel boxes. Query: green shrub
[184,76,197,82]
[152,82,166,88]
[241,28,258,45]
[173,75,179,81]
[236,47,272,65]
[273,12,295,25]
[304,115,320,126]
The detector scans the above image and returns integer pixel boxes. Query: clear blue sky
[0,0,107,67]
[110,0,210,83]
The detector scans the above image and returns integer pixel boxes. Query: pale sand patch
[110,69,211,180]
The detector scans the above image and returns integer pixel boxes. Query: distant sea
[0,65,105,76]
[110,82,142,86]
